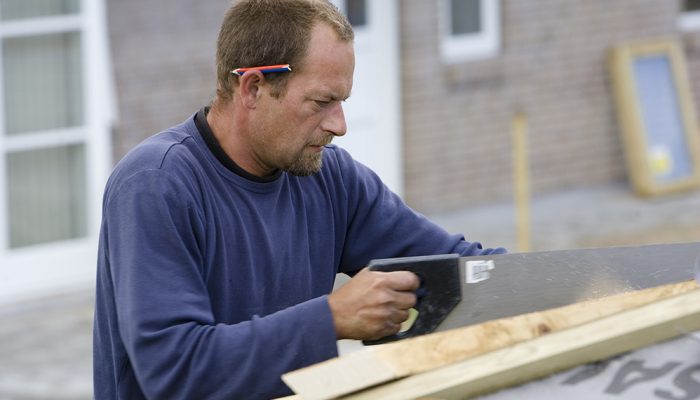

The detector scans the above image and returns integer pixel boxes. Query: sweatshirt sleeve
[103,169,337,399]
[332,148,506,272]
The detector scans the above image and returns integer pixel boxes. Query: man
[93,0,505,398]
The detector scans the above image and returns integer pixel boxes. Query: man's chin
[285,156,323,177]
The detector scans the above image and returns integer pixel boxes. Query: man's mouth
[309,138,333,149]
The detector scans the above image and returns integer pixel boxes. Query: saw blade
[437,242,700,331]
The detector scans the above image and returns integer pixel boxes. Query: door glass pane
[451,0,481,35]
[6,144,86,248]
[346,0,366,27]
[0,0,79,21]
[685,0,700,12]
[3,31,83,135]
[633,55,693,182]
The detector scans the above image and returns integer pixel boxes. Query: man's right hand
[327,267,420,341]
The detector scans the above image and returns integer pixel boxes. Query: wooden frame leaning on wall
[609,39,700,196]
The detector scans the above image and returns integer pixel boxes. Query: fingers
[388,308,410,324]
[371,322,402,341]
[354,268,419,292]
[381,270,420,292]
[328,268,421,340]
[391,290,417,310]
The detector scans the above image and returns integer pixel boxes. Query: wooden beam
[512,111,531,252]
[283,280,698,399]
[341,285,700,399]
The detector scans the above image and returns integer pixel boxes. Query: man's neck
[206,99,278,179]
[203,101,281,181]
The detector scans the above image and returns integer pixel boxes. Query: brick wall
[401,0,700,213]
[105,0,700,214]
[106,0,230,160]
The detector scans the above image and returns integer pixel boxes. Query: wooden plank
[341,285,700,399]
[282,280,697,399]
[512,111,531,252]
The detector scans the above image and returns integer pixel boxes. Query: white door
[0,0,112,304]
[331,0,402,194]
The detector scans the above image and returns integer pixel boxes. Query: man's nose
[323,102,347,137]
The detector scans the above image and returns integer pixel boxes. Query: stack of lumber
[283,280,700,399]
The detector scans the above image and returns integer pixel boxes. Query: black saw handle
[362,254,462,345]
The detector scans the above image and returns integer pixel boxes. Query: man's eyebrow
[312,92,351,102]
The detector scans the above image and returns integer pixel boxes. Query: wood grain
[343,285,700,399]
[283,280,698,399]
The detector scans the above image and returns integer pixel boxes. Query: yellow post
[512,112,531,252]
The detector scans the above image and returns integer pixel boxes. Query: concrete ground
[0,290,93,400]
[430,183,700,252]
[1,183,699,399]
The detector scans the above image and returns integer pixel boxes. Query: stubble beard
[285,149,324,177]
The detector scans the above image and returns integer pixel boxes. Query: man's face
[251,23,355,176]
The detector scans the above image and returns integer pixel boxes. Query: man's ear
[238,71,265,108]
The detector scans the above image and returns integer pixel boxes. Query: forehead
[288,23,354,99]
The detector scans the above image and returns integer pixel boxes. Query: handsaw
[364,241,700,345]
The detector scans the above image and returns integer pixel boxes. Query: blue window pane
[346,0,366,27]
[0,0,79,21]
[451,0,481,35]
[7,144,87,248]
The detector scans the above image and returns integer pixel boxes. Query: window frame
[0,0,113,302]
[440,0,501,64]
[609,39,700,196]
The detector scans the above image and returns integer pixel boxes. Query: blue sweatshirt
[93,111,505,399]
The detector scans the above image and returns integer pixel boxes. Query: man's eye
[315,100,331,107]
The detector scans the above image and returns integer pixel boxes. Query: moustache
[313,137,334,147]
